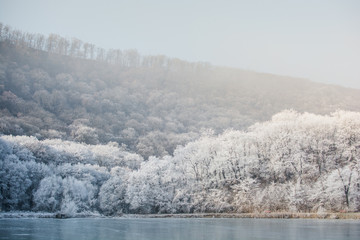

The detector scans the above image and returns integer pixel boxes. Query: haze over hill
[0,24,359,216]
[1,0,359,89]
[1,24,360,158]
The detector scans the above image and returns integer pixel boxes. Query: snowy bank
[0,211,104,219]
[126,212,360,220]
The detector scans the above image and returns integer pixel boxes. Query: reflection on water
[0,218,359,240]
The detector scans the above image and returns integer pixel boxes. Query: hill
[1,28,360,159]
[1,24,360,215]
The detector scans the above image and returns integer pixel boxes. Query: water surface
[0,218,359,240]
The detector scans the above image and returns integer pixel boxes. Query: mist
[0,0,359,88]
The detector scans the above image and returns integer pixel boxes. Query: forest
[1,110,359,215]
[0,23,359,215]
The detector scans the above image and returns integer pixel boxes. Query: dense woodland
[1,111,359,215]
[0,24,360,215]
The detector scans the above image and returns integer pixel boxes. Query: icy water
[0,218,359,240]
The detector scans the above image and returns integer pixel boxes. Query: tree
[69,38,82,57]
[99,167,129,215]
[70,122,99,145]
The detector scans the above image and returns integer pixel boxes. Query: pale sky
[0,0,359,89]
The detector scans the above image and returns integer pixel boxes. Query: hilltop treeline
[0,22,141,64]
[1,23,360,159]
[1,111,359,215]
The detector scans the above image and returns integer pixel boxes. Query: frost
[1,110,360,215]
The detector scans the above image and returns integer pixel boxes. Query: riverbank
[130,212,360,220]
[1,211,359,219]
[0,211,102,219]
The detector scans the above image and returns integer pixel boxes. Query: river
[0,218,359,240]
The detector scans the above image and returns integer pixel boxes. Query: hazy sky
[1,0,359,89]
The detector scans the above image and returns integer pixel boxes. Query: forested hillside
[1,111,359,215]
[1,24,360,215]
[1,23,360,159]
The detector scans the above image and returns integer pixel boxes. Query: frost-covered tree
[99,167,130,215]
[0,138,49,211]
[126,157,175,213]
[1,110,360,215]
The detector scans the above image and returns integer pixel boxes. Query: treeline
[0,135,143,214]
[1,111,359,215]
[0,22,210,70]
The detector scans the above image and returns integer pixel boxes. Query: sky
[0,0,359,89]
